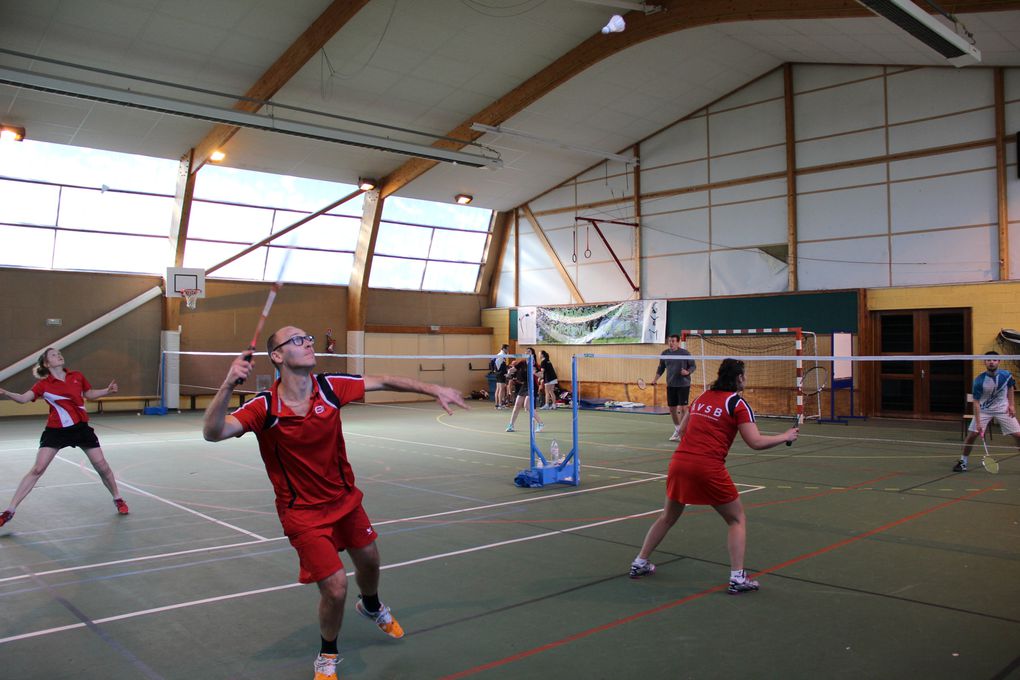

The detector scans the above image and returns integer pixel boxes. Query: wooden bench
[94,395,160,413]
[181,391,251,411]
[95,393,252,413]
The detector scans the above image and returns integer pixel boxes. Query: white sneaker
[313,653,340,680]
[668,431,680,441]
[506,424,515,432]
[535,422,545,433]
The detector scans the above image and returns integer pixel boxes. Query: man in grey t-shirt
[651,334,696,441]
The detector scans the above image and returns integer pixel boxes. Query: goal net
[681,328,821,421]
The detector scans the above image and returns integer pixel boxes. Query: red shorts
[286,503,378,584]
[665,454,738,506]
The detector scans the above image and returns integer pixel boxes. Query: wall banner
[524,300,665,345]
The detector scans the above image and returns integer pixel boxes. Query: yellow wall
[481,308,510,353]
[867,281,1020,354]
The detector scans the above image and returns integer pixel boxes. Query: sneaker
[952,460,967,472]
[728,570,760,595]
[0,510,13,528]
[355,599,404,639]
[114,498,130,515]
[629,560,655,579]
[668,431,681,441]
[313,652,339,680]
[535,422,545,433]
[506,424,515,432]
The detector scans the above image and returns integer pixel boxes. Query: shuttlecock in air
[601,15,625,34]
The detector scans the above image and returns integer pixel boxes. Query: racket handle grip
[234,351,254,385]
[785,441,792,447]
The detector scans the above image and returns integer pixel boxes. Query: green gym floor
[1,403,1018,680]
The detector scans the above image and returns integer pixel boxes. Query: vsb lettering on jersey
[693,403,724,418]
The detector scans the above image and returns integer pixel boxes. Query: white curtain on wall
[509,63,1017,305]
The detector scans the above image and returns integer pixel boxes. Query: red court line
[439,483,998,680]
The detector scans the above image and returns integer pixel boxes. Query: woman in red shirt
[629,359,798,593]
[0,348,128,528]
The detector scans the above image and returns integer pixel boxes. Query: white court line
[54,455,267,541]
[0,481,94,493]
[345,430,665,478]
[0,436,210,455]
[0,474,668,585]
[0,484,765,646]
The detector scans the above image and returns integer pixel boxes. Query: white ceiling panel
[0,1,1017,213]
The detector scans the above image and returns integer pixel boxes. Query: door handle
[921,369,925,379]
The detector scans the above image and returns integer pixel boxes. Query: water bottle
[550,440,560,465]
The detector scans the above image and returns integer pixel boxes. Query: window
[0,140,177,274]
[370,199,493,292]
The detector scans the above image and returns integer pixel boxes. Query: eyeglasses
[271,334,314,353]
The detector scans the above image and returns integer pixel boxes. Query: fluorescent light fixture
[0,65,503,168]
[209,149,226,162]
[455,194,473,205]
[574,0,661,14]
[856,0,980,66]
[470,122,637,165]
[0,124,25,142]
[358,177,378,191]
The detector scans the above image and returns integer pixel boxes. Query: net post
[143,348,168,416]
[794,327,804,425]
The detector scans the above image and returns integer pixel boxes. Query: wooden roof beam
[377,0,1009,198]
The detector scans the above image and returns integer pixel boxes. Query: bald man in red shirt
[204,326,466,680]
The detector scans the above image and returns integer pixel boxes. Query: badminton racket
[786,367,827,446]
[980,431,999,474]
[236,245,293,385]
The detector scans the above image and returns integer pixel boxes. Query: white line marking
[54,455,267,541]
[0,537,285,585]
[1,474,669,584]
[0,485,765,646]
[345,430,664,478]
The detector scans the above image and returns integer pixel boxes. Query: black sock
[360,593,381,613]
[320,636,338,655]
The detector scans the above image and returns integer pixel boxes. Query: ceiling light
[455,194,473,205]
[574,0,661,14]
[358,177,378,191]
[0,124,25,142]
[856,0,980,67]
[209,149,226,162]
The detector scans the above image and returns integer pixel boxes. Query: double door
[874,309,970,419]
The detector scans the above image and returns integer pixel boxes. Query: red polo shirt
[675,390,754,462]
[231,373,365,533]
[31,371,92,428]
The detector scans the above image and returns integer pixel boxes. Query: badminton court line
[0,435,211,455]
[0,486,762,647]
[345,430,664,478]
[438,484,1003,680]
[54,454,267,541]
[0,473,679,587]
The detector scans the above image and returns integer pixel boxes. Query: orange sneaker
[355,599,404,639]
[312,652,339,680]
[114,498,130,515]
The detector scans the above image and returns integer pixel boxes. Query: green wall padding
[666,291,858,335]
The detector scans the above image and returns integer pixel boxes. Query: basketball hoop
[181,288,202,310]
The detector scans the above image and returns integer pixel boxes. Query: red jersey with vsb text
[231,373,365,522]
[675,390,754,462]
[31,371,92,428]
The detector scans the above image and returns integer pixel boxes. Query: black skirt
[39,422,101,451]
